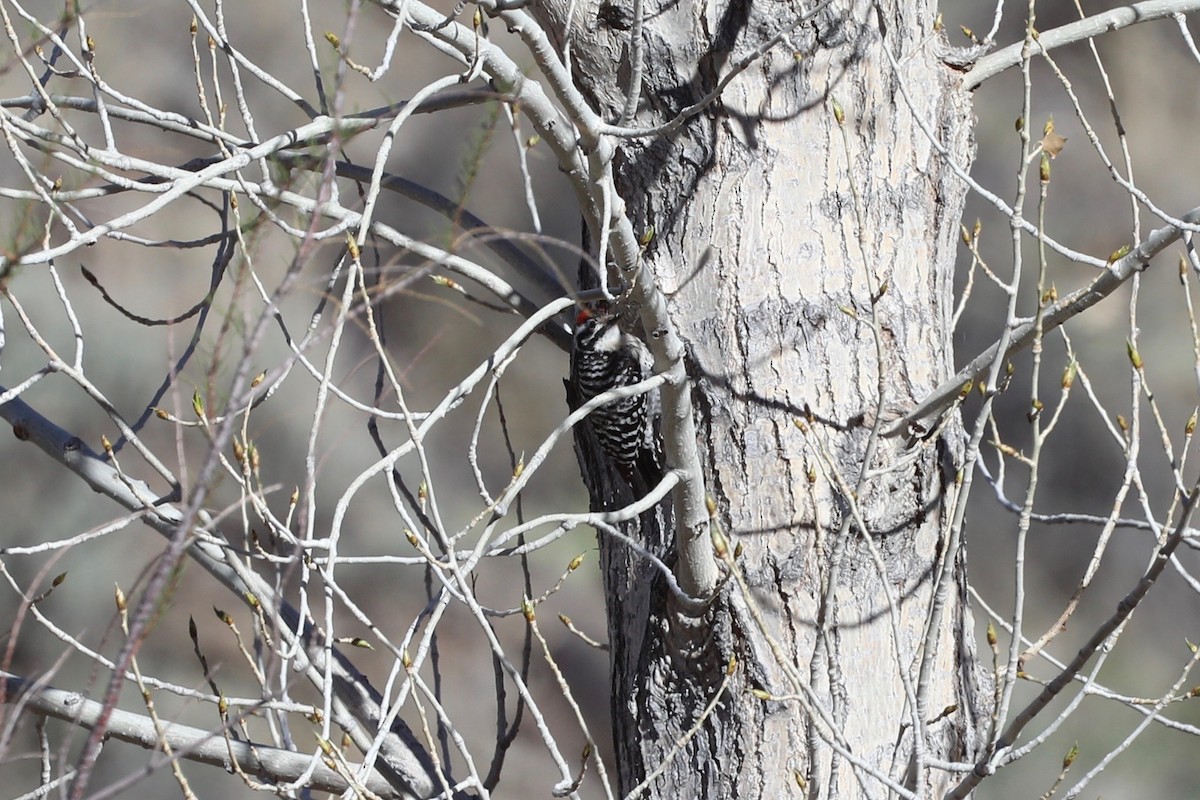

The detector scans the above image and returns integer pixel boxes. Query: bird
[569,306,664,495]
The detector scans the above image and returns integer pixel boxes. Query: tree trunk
[552,0,989,795]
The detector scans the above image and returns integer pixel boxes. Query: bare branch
[964,0,1200,89]
[0,670,402,798]
[0,393,445,798]
[888,206,1200,439]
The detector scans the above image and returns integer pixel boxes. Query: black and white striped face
[574,310,625,353]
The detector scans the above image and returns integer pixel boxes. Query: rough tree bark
[550,0,989,796]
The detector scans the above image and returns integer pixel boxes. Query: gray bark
[553,0,990,796]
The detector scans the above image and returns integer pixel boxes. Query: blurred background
[0,0,1198,797]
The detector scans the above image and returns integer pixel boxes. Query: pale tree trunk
[548,0,989,796]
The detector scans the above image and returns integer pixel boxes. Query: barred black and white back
[570,309,663,494]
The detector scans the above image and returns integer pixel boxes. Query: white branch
[0,671,401,799]
[964,0,1200,90]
